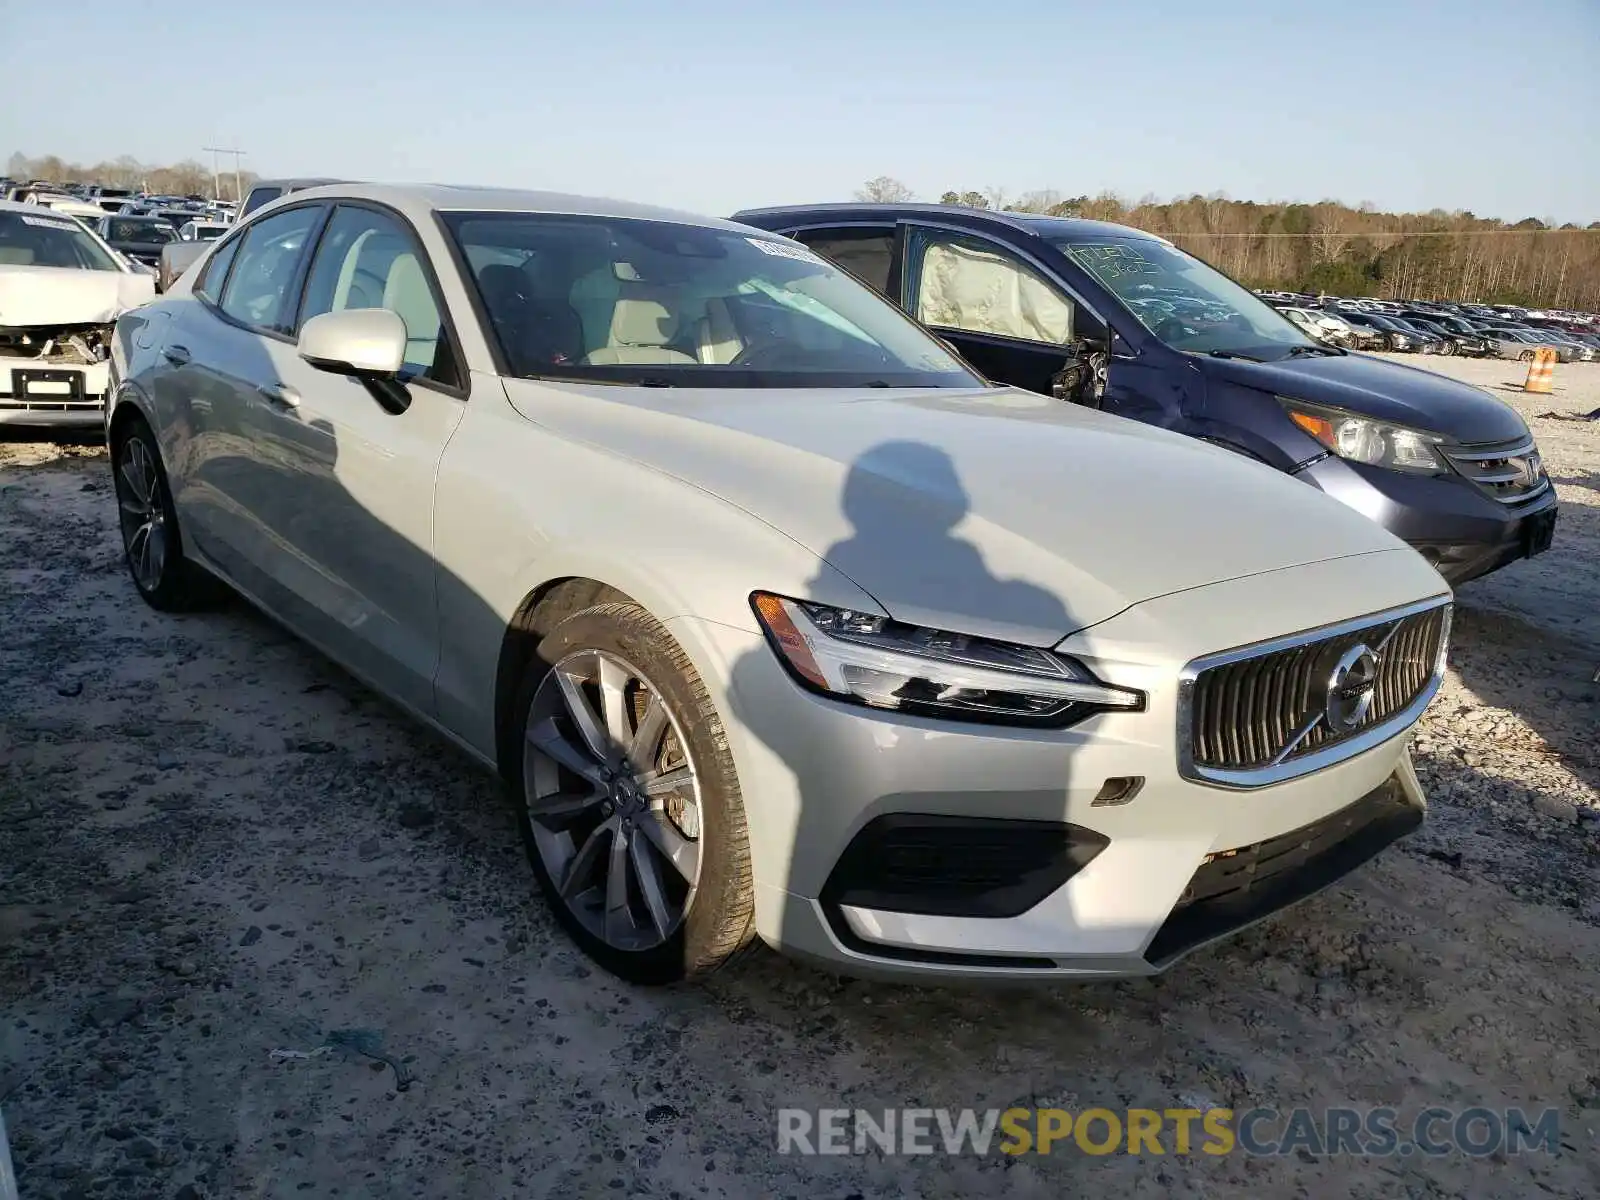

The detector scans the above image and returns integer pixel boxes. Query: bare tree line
[5,151,259,203]
[855,178,1600,310]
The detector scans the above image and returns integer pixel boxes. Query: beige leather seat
[582,291,698,366]
[695,296,743,364]
[382,252,441,370]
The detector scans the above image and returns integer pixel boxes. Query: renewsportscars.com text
[776,1106,1561,1158]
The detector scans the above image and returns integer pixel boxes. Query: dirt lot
[2,356,1597,1199]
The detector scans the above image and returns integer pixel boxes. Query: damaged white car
[0,199,155,426]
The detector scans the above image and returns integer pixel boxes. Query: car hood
[503,380,1419,645]
[0,265,154,326]
[1202,351,1527,444]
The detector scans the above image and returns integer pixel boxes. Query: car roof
[730,202,1167,243]
[284,183,757,233]
[252,177,347,191]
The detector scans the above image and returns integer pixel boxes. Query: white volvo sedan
[106,185,1450,984]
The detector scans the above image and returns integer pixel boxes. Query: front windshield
[107,219,177,245]
[0,209,120,271]
[445,213,981,388]
[1056,236,1314,359]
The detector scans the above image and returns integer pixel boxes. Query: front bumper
[0,360,110,426]
[671,550,1445,983]
[1295,453,1559,585]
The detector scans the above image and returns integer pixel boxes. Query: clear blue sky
[4,0,1596,224]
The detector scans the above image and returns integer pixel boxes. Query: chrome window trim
[1176,595,1452,790]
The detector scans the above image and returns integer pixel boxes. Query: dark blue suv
[733,204,1559,585]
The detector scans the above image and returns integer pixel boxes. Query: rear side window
[792,228,895,296]
[194,236,240,303]
[239,187,283,219]
[218,206,321,332]
[298,205,458,387]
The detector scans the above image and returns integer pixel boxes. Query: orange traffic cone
[1523,347,1556,394]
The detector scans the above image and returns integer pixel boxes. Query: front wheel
[509,601,755,984]
[1519,351,1534,362]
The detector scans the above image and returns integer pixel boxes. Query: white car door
[249,202,466,716]
[161,204,327,590]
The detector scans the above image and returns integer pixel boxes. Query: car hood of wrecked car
[0,264,155,326]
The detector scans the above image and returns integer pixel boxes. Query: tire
[508,601,755,984]
[111,417,225,611]
[1519,351,1534,362]
[1439,341,1456,357]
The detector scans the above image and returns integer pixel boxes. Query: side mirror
[298,309,412,414]
[298,308,406,379]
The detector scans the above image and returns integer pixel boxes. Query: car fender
[429,384,882,760]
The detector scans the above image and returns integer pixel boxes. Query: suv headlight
[1279,398,1448,474]
[751,593,1143,728]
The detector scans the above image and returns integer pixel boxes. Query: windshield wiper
[1207,349,1264,362]
[1282,344,1345,358]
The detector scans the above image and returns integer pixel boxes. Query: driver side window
[297,204,457,387]
[906,228,1074,345]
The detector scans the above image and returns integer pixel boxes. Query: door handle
[256,382,301,409]
[162,343,191,365]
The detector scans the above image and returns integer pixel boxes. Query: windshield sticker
[20,215,81,231]
[746,238,825,265]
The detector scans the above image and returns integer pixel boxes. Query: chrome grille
[1443,438,1549,506]
[1180,599,1450,788]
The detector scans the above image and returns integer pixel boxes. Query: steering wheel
[1154,317,1191,342]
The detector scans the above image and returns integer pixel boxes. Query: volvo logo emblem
[1325,644,1380,732]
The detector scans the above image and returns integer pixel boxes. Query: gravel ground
[2,356,1598,1199]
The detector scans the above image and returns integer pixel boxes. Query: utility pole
[202,146,246,202]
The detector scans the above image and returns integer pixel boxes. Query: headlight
[751,593,1143,728]
[1279,398,1448,474]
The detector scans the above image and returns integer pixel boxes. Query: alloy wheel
[522,649,703,951]
[116,436,167,592]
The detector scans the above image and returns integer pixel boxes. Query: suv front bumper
[1295,454,1559,585]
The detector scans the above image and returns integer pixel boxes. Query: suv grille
[1180,599,1450,787]
[1443,438,1549,506]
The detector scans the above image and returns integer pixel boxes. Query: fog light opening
[1091,776,1145,807]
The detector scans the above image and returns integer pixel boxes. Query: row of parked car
[0,178,236,281]
[1256,290,1600,362]
[0,179,236,226]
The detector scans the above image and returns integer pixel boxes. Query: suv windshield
[106,219,177,245]
[0,209,119,271]
[446,213,980,388]
[1056,236,1314,359]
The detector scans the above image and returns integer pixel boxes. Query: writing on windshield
[1058,237,1311,358]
